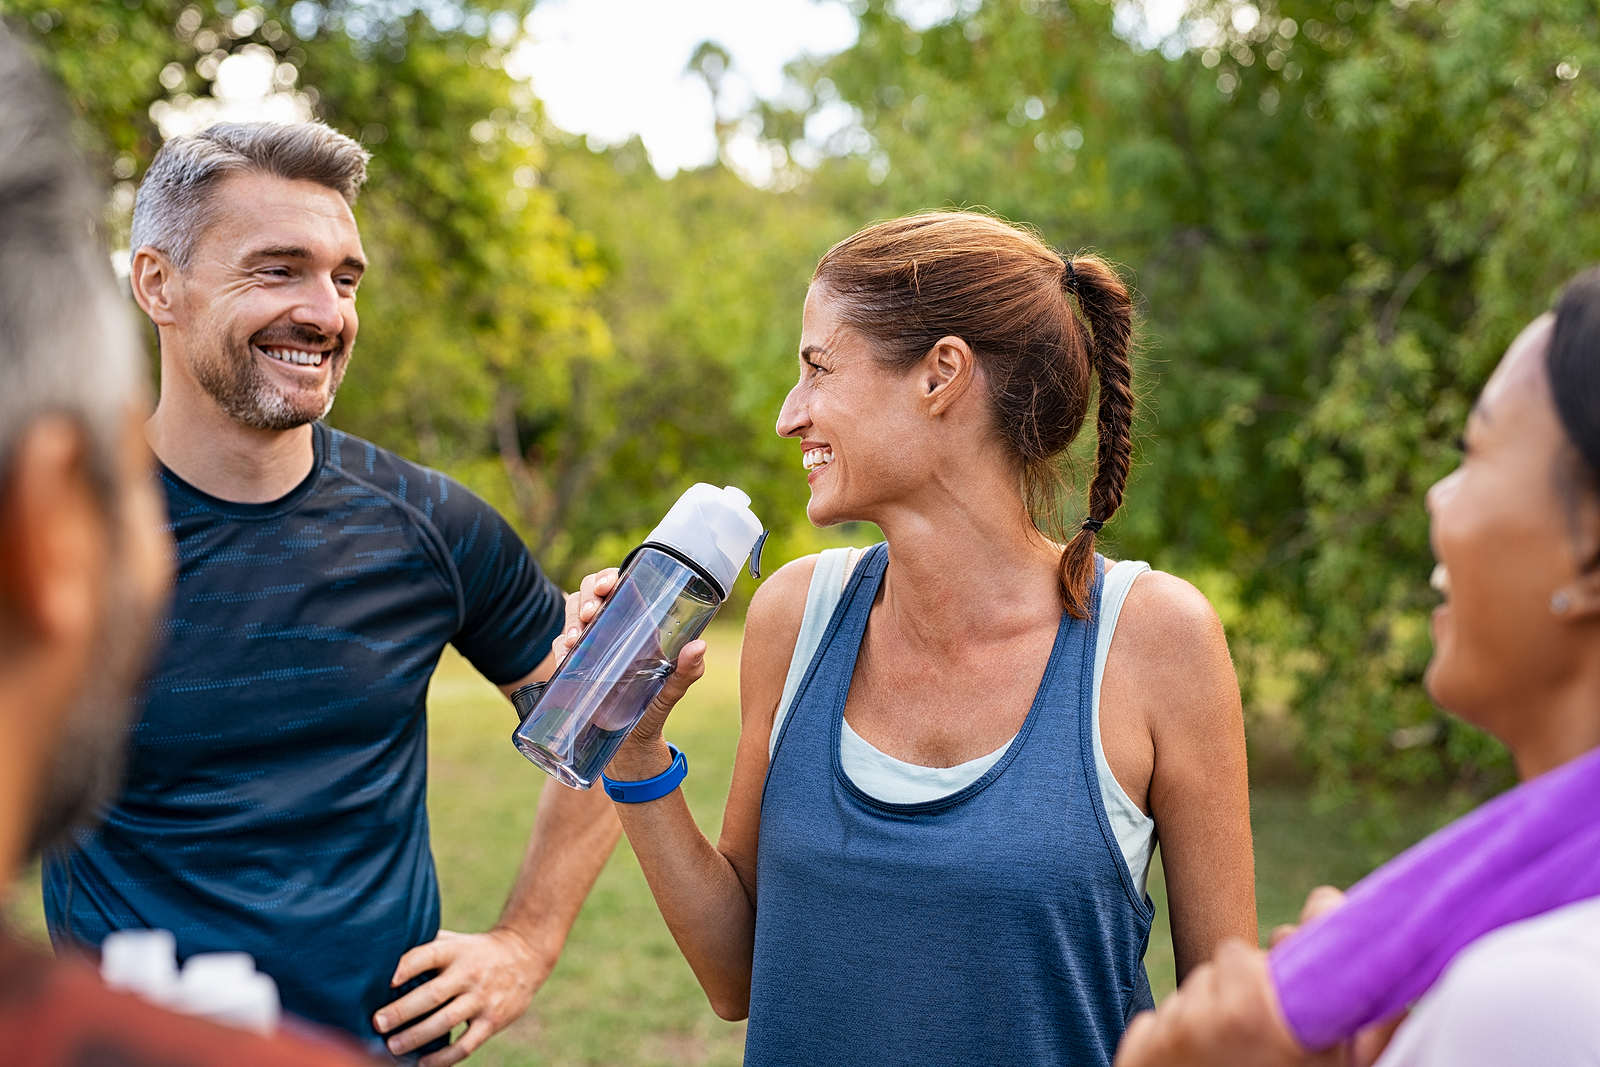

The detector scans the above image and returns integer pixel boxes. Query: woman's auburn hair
[813,210,1135,619]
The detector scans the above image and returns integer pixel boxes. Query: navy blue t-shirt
[43,423,564,1054]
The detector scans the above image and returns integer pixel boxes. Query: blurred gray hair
[0,26,140,501]
[130,120,370,268]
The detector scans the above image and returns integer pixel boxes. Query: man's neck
[146,385,316,505]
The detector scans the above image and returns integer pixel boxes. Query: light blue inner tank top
[746,544,1155,1067]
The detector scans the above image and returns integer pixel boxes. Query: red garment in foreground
[0,932,371,1067]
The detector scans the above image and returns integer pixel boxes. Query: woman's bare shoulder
[738,554,819,722]
[1115,568,1229,655]
[747,554,818,634]
[1112,568,1240,732]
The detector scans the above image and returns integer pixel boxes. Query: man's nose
[291,273,346,337]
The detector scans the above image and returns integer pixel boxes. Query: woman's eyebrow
[800,344,829,358]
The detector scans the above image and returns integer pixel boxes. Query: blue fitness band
[601,743,687,803]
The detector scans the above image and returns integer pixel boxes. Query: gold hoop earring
[1551,591,1572,615]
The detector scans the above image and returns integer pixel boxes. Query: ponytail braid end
[1056,252,1135,619]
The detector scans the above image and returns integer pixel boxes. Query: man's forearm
[495,777,622,957]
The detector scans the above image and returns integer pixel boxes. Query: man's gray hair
[130,120,370,268]
[0,26,140,500]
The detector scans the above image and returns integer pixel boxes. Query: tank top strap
[767,543,888,766]
[771,547,859,758]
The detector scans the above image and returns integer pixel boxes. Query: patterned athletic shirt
[43,422,565,1055]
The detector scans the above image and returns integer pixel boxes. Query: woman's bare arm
[1101,571,1256,980]
[583,557,813,1020]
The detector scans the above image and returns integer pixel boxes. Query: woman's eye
[1453,434,1468,454]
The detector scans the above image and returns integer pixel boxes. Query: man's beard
[193,323,350,432]
[26,565,163,858]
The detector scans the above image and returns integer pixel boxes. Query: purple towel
[1268,743,1600,1051]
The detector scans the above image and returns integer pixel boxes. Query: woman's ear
[1554,459,1600,621]
[920,335,977,417]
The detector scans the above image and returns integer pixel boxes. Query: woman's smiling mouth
[1430,562,1451,599]
[802,446,833,470]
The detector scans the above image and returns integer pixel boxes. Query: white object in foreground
[101,929,281,1035]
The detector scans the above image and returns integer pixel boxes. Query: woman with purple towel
[1115,267,1600,1067]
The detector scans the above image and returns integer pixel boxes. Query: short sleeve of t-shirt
[1374,895,1600,1067]
[323,427,564,684]
[423,474,565,685]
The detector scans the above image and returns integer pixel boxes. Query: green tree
[762,0,1600,796]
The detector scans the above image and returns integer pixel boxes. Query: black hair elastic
[1063,258,1080,293]
[1081,517,1104,533]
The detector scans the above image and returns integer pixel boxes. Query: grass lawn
[3,618,1449,1065]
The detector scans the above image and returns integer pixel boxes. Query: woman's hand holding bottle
[555,566,708,781]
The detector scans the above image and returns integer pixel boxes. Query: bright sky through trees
[514,0,858,176]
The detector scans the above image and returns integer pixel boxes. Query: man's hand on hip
[375,926,555,1065]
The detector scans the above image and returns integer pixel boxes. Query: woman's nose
[775,385,807,438]
[1426,467,1462,516]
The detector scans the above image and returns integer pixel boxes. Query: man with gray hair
[0,26,366,1066]
[42,117,621,1065]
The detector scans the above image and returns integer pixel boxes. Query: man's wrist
[489,921,558,970]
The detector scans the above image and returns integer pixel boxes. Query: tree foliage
[766,0,1600,795]
[11,0,1600,793]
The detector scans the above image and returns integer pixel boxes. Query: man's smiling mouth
[257,344,330,368]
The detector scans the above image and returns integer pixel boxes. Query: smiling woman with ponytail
[563,211,1256,1067]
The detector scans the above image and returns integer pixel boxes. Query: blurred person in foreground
[561,212,1258,1066]
[39,118,619,1063]
[1114,269,1600,1067]
[0,28,368,1066]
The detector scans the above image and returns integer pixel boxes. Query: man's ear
[919,335,978,417]
[0,419,108,651]
[129,247,179,327]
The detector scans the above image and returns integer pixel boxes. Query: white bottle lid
[101,929,179,1005]
[643,484,765,598]
[175,952,282,1035]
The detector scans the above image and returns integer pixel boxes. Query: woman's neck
[868,479,1069,657]
[1510,668,1600,780]
[1504,633,1600,777]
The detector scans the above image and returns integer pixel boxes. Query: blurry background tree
[7,0,1600,805]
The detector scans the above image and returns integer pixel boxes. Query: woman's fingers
[1298,885,1346,926]
[636,640,707,737]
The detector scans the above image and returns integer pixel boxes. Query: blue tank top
[746,543,1154,1067]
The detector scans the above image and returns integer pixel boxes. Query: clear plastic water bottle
[512,484,766,789]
